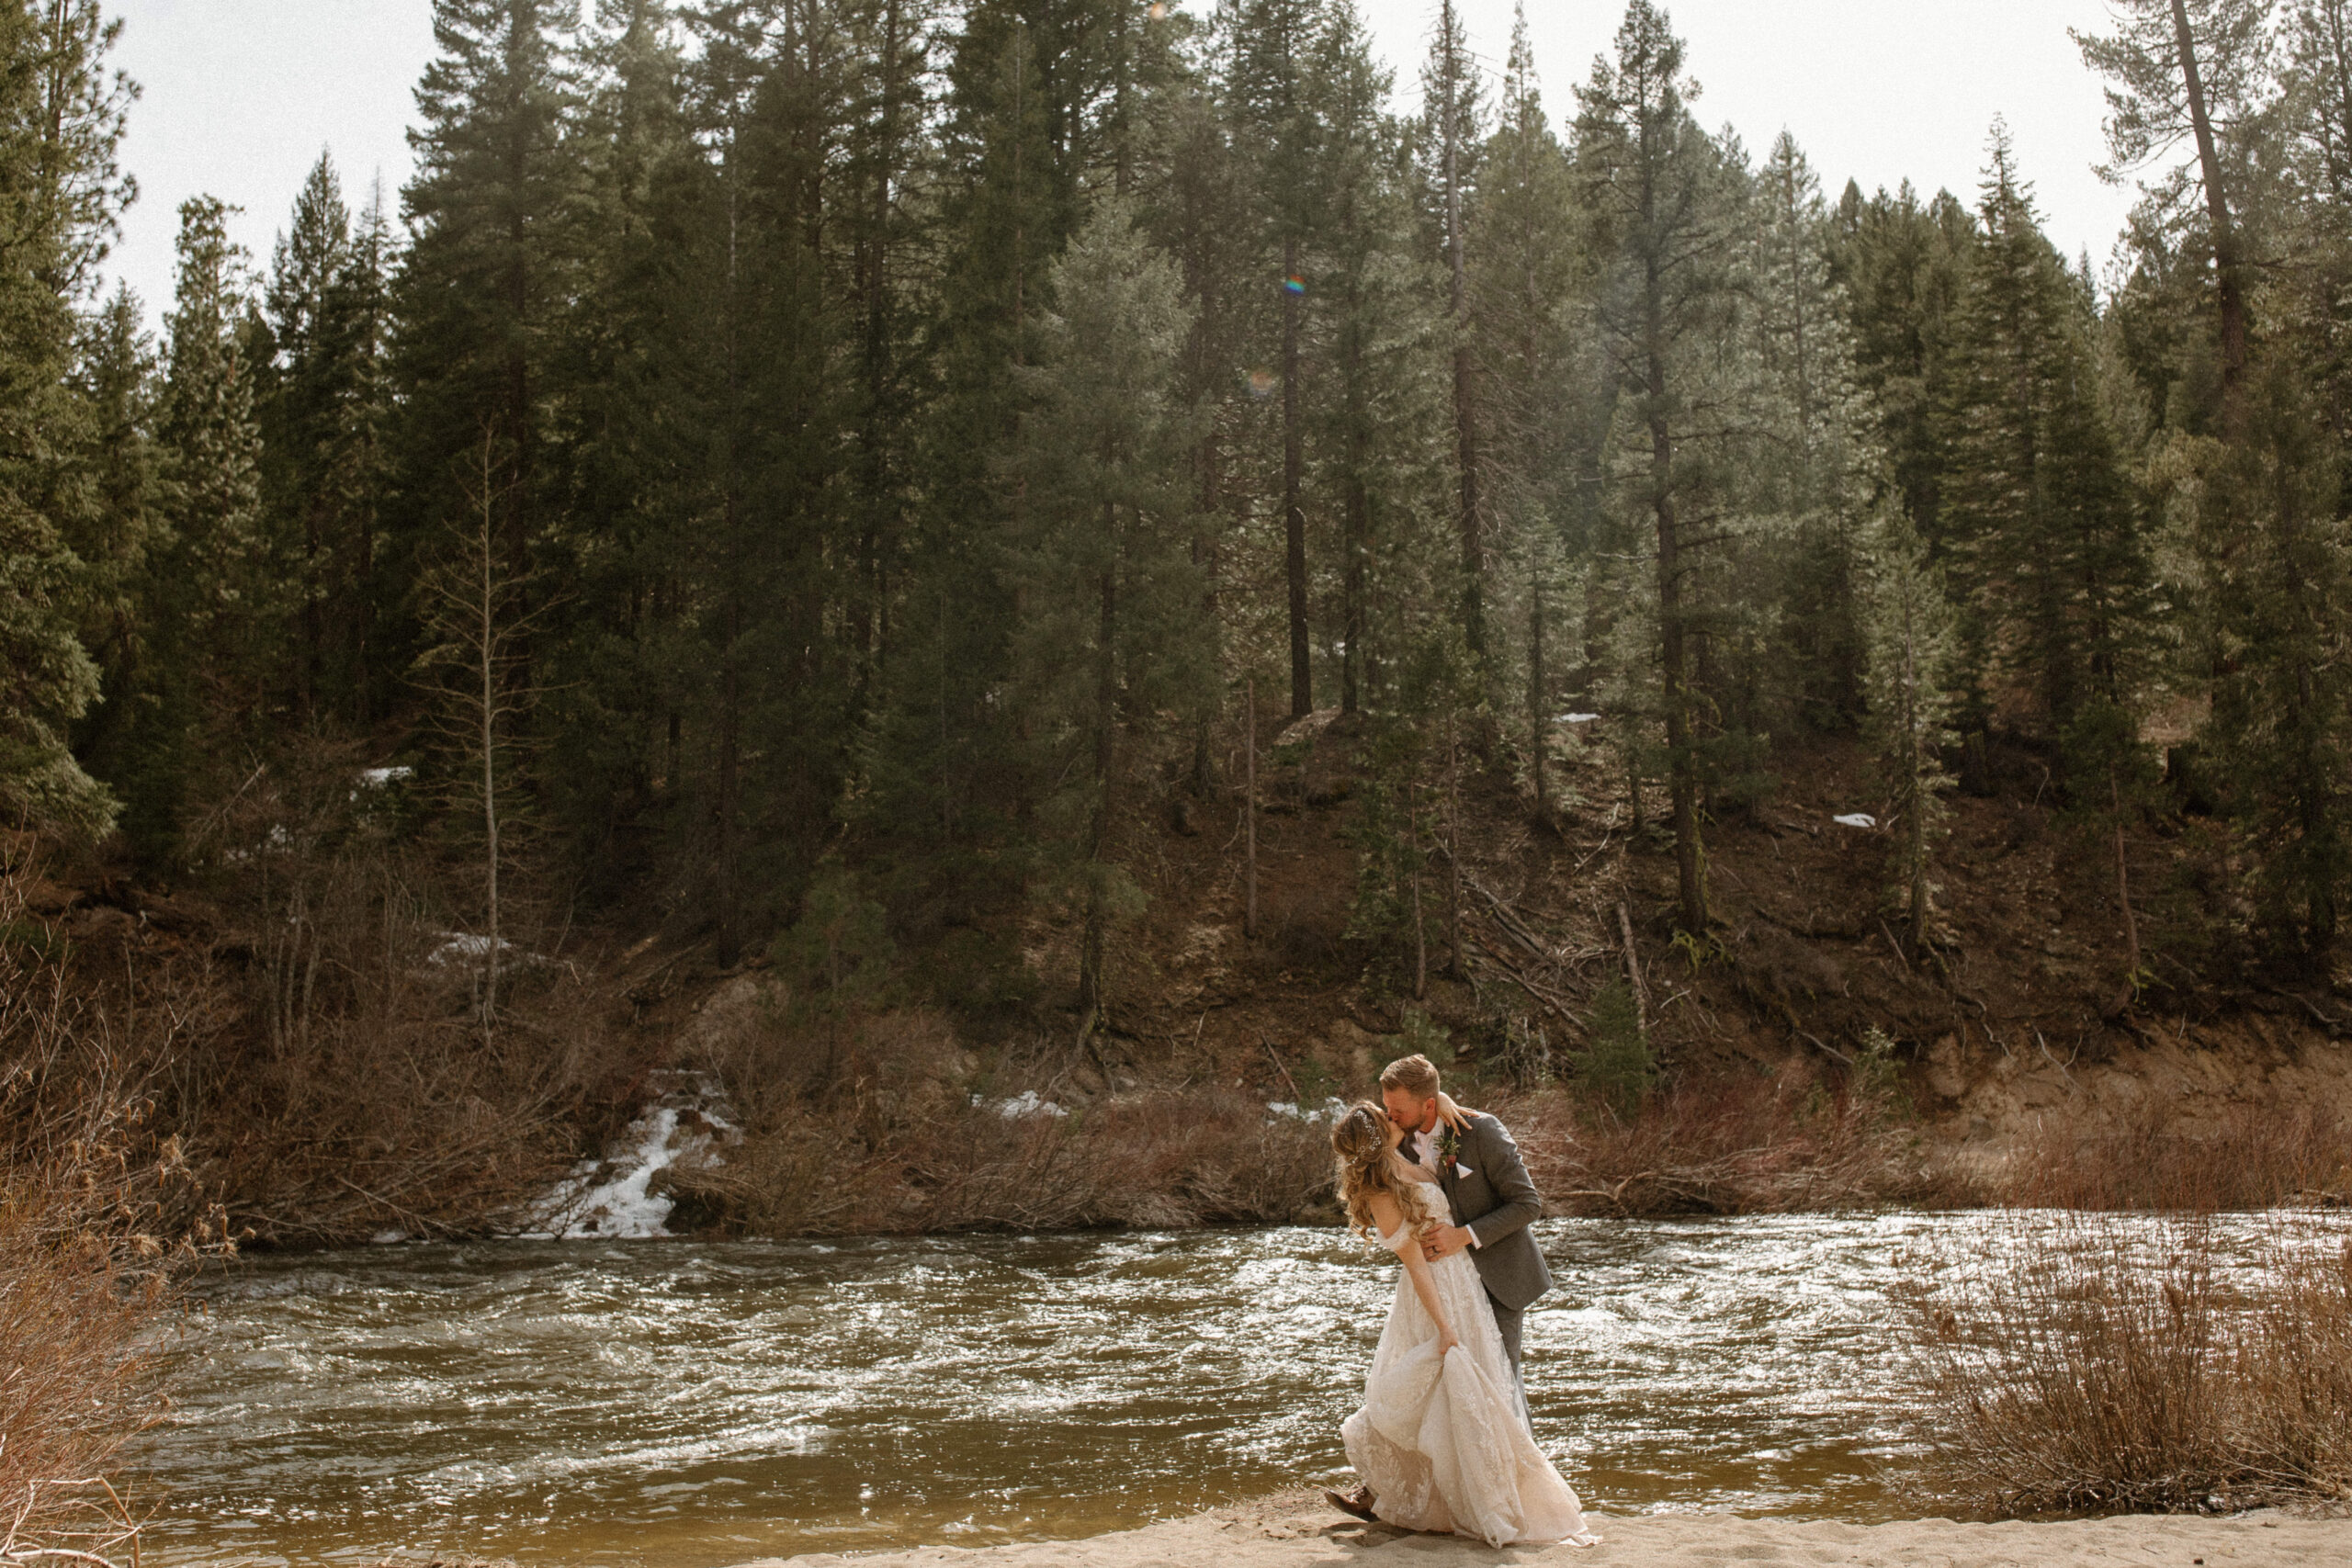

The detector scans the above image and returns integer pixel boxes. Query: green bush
[1572,980,1655,1120]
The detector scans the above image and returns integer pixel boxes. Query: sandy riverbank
[749,1490,2352,1568]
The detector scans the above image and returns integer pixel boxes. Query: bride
[1327,1099,1601,1548]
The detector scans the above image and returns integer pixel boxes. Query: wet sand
[750,1489,2352,1567]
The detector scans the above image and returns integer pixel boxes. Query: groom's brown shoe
[1323,1485,1378,1523]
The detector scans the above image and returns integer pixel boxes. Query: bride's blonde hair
[1330,1101,1433,1242]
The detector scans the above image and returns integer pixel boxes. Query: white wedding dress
[1340,1179,1600,1548]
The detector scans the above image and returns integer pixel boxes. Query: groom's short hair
[1380,1054,1440,1098]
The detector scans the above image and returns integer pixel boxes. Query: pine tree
[2194,362,2352,964]
[1466,7,1584,810]
[158,197,269,700]
[1011,197,1210,1030]
[1861,508,1959,945]
[0,0,133,840]
[1576,0,1744,936]
[1315,3,1445,723]
[392,0,582,694]
[1748,131,1871,735]
[260,153,391,724]
[1938,126,2150,749]
[542,0,707,899]
[1227,0,1334,718]
[104,196,267,865]
[2075,0,2275,400]
[60,284,155,802]
[1418,0,1487,663]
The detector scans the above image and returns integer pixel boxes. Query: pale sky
[99,0,2145,328]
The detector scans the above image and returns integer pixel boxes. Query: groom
[1325,1052,1553,1524]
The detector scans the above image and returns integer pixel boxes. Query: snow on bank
[972,1089,1070,1119]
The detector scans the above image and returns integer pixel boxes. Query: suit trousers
[1485,1290,1535,1437]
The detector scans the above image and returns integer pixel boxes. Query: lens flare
[1283,274,1306,295]
[1247,367,1275,398]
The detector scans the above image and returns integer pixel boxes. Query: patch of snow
[370,1229,407,1245]
[426,931,564,972]
[1833,813,1878,829]
[357,766,413,787]
[1556,712,1601,725]
[1267,1097,1348,1122]
[427,931,512,965]
[972,1089,1069,1119]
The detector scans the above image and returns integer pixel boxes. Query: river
[128,1211,2296,1567]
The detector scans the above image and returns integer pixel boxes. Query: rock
[677,975,776,1055]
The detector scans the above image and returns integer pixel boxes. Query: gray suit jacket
[1435,1111,1554,1312]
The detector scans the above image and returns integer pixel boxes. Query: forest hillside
[6,0,2352,1243]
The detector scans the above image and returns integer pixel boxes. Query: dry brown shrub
[1487,1067,1937,1217]
[1899,1213,2352,1514]
[0,861,201,1560]
[0,1190,166,1556]
[2007,1102,2352,1211]
[136,746,643,1244]
[662,1003,1336,1235]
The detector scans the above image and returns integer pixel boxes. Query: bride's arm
[1367,1192,1459,1357]
[1434,1090,1476,1133]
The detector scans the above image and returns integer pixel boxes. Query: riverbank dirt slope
[978,713,2352,1195]
[15,713,2352,1244]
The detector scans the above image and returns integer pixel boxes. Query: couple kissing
[1317,1052,1600,1548]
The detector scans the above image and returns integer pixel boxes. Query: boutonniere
[1437,1122,1463,1173]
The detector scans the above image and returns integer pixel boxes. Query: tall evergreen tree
[0,0,133,839]
[61,284,155,806]
[1012,197,1210,1029]
[2075,0,2276,400]
[259,153,392,724]
[1747,130,1871,735]
[1464,10,1584,807]
[1227,0,1334,718]
[1576,0,1744,936]
[1938,126,2150,749]
[1861,508,1960,946]
[393,0,582,685]
[1417,0,1487,664]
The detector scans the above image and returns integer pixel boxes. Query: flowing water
[129,1212,2314,1567]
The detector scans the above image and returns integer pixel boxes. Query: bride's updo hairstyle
[1330,1101,1433,1243]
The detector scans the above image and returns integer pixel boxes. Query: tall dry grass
[1487,1066,1937,1217]
[2005,1103,2352,1211]
[1900,1213,2352,1514]
[662,1005,1334,1235]
[0,861,205,1561]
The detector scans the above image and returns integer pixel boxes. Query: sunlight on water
[130,1212,2329,1567]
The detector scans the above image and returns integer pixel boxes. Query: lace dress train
[1339,1180,1600,1548]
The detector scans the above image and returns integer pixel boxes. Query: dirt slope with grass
[12,711,2352,1248]
[984,712,2352,1205]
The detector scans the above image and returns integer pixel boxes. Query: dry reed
[0,862,189,1561]
[2006,1103,2352,1211]
[1899,1213,2352,1514]
[1488,1066,1937,1216]
[658,999,1339,1235]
